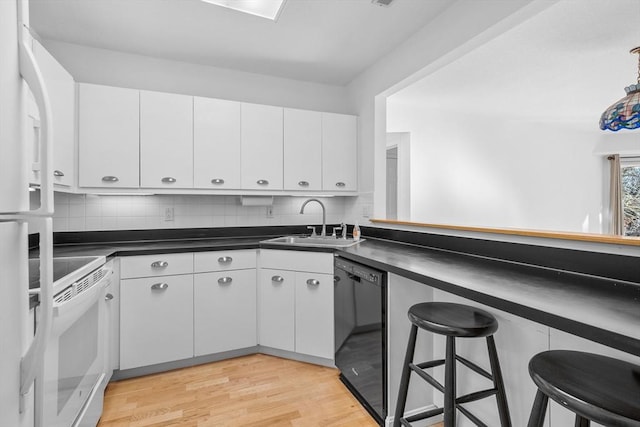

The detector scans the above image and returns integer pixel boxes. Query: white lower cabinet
[258,250,334,360]
[194,269,257,356]
[294,272,334,359]
[118,249,334,372]
[258,269,295,352]
[105,260,120,372]
[119,250,257,371]
[120,273,194,370]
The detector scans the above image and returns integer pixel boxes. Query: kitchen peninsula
[43,224,640,426]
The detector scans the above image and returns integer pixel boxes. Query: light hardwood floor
[98,354,445,427]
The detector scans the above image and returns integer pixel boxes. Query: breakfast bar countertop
[338,238,640,357]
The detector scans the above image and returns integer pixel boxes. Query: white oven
[36,259,113,427]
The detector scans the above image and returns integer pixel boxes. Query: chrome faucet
[299,198,326,237]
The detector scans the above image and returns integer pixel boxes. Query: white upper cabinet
[193,97,241,189]
[33,40,75,187]
[74,82,357,194]
[322,112,357,191]
[78,84,140,188]
[241,103,283,190]
[284,108,322,191]
[140,91,193,188]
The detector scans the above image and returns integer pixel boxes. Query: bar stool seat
[394,302,511,427]
[527,350,640,427]
[408,302,499,337]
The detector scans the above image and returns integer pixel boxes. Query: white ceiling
[388,0,640,121]
[29,0,452,86]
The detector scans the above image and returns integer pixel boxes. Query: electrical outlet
[164,207,174,221]
[362,205,372,218]
[266,206,274,218]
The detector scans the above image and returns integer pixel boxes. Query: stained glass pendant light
[600,47,640,131]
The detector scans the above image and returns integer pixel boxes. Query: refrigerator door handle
[19,218,53,411]
[16,6,54,216]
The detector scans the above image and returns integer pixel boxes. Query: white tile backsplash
[343,191,373,226]
[52,192,362,232]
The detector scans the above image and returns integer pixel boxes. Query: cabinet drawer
[194,250,256,273]
[120,253,193,279]
[259,249,333,274]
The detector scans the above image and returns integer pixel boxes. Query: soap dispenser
[353,221,361,241]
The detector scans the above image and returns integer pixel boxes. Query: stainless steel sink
[262,235,363,248]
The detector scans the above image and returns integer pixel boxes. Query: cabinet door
[140,91,193,188]
[104,262,119,373]
[257,268,294,351]
[33,41,75,187]
[120,274,193,369]
[193,97,241,189]
[194,269,256,356]
[78,84,140,188]
[284,108,321,191]
[241,103,283,190]
[322,112,357,191]
[295,272,334,359]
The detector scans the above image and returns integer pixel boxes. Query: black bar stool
[527,350,640,427]
[393,302,511,427]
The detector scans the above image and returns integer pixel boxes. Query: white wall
[53,193,347,232]
[42,40,353,114]
[345,0,544,204]
[387,105,605,233]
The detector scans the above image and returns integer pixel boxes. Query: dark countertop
[36,229,640,356]
[51,236,267,258]
[338,239,640,357]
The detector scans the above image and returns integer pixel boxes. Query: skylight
[201,0,287,21]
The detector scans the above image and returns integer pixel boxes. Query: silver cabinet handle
[218,256,233,264]
[211,178,225,184]
[298,181,309,187]
[218,277,233,285]
[105,293,114,301]
[53,170,64,177]
[102,176,119,182]
[151,283,169,291]
[271,275,284,283]
[257,179,269,185]
[161,177,177,183]
[306,279,320,286]
[335,182,346,187]
[334,276,341,283]
[151,261,168,268]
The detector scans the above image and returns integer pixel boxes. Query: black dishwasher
[334,256,387,425]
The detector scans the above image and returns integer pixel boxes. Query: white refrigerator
[0,1,55,427]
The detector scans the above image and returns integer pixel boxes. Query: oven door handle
[52,274,110,329]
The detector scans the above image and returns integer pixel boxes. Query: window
[621,157,640,236]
